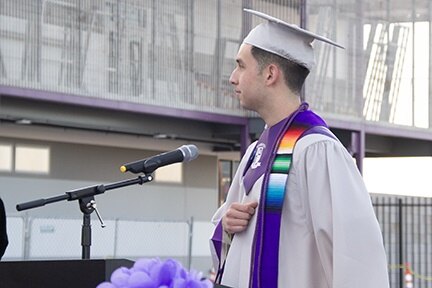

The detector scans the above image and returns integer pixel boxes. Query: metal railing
[372,196,432,288]
[3,215,214,275]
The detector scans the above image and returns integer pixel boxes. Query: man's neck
[261,94,301,127]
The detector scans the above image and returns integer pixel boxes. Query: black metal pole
[81,213,91,259]
[398,198,403,288]
[79,196,96,260]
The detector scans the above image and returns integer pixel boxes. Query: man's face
[229,44,266,111]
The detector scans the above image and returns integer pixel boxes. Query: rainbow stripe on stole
[250,107,329,288]
[266,127,305,210]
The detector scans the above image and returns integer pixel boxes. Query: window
[218,160,240,206]
[15,145,50,174]
[0,144,12,171]
[154,162,182,183]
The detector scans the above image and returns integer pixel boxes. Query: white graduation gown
[211,132,389,288]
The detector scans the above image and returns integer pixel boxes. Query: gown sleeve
[295,136,390,288]
[209,142,257,278]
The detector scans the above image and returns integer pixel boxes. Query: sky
[363,157,432,197]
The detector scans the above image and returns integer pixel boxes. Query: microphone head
[179,144,199,162]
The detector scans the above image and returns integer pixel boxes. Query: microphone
[120,144,199,174]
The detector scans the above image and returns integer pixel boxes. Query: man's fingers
[222,216,249,234]
[231,202,258,215]
[246,201,258,214]
[226,207,253,220]
[222,201,259,234]
[247,201,258,209]
[224,217,249,228]
[227,225,248,234]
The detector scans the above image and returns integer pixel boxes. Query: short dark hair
[250,46,310,95]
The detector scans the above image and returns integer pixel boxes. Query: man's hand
[222,202,259,234]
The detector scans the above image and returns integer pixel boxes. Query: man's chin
[239,102,254,111]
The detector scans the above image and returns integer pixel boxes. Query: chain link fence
[3,216,214,276]
[372,196,432,288]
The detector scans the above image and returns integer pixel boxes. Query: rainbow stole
[250,107,330,288]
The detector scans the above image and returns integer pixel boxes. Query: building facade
[1,0,432,280]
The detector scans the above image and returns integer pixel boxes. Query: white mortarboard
[243,9,344,70]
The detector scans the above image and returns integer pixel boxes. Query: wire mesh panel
[2,216,213,259]
[372,196,432,288]
[2,0,432,125]
[115,220,189,258]
[2,216,24,259]
[28,218,116,259]
[306,0,432,129]
[0,0,247,116]
[29,218,84,259]
[191,221,214,257]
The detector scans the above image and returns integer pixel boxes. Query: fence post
[113,218,120,258]
[22,214,32,260]
[399,198,403,288]
[187,217,194,270]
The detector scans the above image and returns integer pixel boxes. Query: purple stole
[211,103,335,287]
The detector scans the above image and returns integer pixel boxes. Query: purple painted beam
[4,85,432,158]
[326,116,432,141]
[0,85,248,126]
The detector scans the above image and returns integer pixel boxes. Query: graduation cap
[243,9,344,70]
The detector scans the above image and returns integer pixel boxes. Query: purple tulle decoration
[111,267,132,287]
[96,258,213,288]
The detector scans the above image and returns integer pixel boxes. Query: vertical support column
[80,4,97,87]
[300,0,307,102]
[0,47,6,78]
[240,122,251,157]
[355,0,364,118]
[351,129,365,174]
[241,0,253,40]
[332,0,337,109]
[429,1,432,128]
[214,0,222,108]
[151,0,156,99]
[185,0,194,103]
[21,0,42,82]
[300,0,307,29]
[411,0,416,126]
[106,0,124,94]
[77,0,82,89]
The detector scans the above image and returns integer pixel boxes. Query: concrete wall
[0,134,218,221]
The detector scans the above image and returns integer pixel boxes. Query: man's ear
[265,64,280,85]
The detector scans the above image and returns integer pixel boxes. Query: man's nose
[229,70,237,85]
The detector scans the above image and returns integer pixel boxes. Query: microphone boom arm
[16,174,153,211]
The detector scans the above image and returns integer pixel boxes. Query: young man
[210,9,389,288]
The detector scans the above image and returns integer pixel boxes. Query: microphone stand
[80,196,104,260]
[16,174,153,259]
